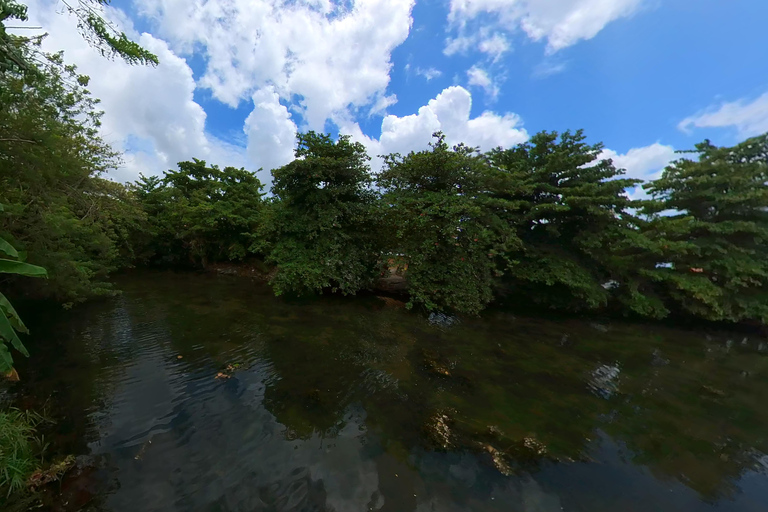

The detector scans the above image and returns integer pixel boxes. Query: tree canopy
[261,132,382,296]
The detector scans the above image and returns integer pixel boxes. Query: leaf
[0,343,13,374]
[0,311,29,357]
[0,259,47,277]
[0,237,18,259]
[0,292,28,333]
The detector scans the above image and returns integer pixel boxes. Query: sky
[18,0,768,194]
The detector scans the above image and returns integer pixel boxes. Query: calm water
[9,271,768,511]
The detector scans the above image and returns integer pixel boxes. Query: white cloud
[135,0,415,130]
[678,92,768,138]
[444,28,509,60]
[22,0,251,182]
[414,67,443,81]
[21,0,417,186]
[467,66,500,99]
[532,59,567,78]
[600,142,677,199]
[245,87,298,176]
[478,33,510,61]
[339,86,528,171]
[448,0,645,54]
[444,34,477,56]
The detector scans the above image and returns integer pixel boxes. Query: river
[9,270,768,511]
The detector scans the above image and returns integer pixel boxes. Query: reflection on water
[12,270,768,511]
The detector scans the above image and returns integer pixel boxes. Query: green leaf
[0,343,13,374]
[0,259,47,277]
[0,237,19,259]
[0,310,29,357]
[0,292,28,334]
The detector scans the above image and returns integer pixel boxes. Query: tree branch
[0,138,37,144]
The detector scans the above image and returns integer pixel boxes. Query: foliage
[378,133,519,314]
[0,0,157,75]
[487,130,655,314]
[0,205,46,373]
[264,132,382,296]
[0,408,43,496]
[641,134,768,323]
[133,160,264,267]
[0,51,143,304]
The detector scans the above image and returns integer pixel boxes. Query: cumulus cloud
[678,92,768,138]
[339,86,528,171]
[447,0,645,54]
[600,142,677,199]
[22,0,250,182]
[245,87,298,177]
[20,0,418,185]
[135,0,415,130]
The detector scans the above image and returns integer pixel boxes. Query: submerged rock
[481,443,513,476]
[424,409,456,450]
[588,363,621,399]
[421,349,454,377]
[428,312,459,328]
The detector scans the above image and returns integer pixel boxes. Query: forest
[3,2,768,379]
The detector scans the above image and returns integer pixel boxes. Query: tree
[487,130,650,313]
[642,134,768,324]
[0,51,143,304]
[134,160,265,267]
[1,0,158,74]
[264,132,381,296]
[378,133,519,314]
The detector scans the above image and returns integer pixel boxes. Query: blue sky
[22,0,768,186]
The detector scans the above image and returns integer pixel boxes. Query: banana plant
[0,204,47,374]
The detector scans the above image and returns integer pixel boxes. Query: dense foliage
[641,134,768,325]
[379,134,518,314]
[133,160,264,267]
[0,51,144,304]
[261,132,382,296]
[0,205,46,373]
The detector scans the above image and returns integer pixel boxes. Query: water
[9,270,768,511]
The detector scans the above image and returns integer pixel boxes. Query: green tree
[134,160,265,267]
[263,132,381,296]
[0,51,143,304]
[378,133,519,314]
[488,130,651,314]
[642,133,768,323]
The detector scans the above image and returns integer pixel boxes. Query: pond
[9,270,768,511]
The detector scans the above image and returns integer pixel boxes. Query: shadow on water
[6,270,768,511]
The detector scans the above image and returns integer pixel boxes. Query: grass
[0,408,43,496]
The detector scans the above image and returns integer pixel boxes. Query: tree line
[3,4,768,373]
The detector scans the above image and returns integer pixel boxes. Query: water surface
[13,271,768,511]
